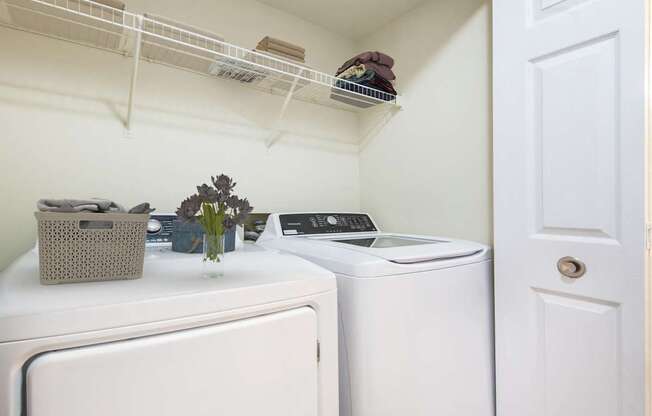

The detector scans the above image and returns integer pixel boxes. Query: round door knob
[326,216,338,226]
[557,256,586,279]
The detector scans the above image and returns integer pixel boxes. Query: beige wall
[358,0,493,244]
[0,0,362,270]
[0,0,494,270]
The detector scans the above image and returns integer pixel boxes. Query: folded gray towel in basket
[37,199,155,214]
[128,202,156,214]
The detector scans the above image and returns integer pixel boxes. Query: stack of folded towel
[332,51,397,107]
[256,36,305,63]
[37,198,155,214]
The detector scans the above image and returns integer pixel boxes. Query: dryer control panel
[146,214,176,244]
[279,213,377,235]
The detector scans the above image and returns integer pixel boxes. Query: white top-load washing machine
[258,213,495,416]
[0,245,338,416]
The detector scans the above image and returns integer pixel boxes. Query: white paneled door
[493,0,647,415]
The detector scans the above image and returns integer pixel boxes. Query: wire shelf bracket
[265,69,305,149]
[125,14,142,132]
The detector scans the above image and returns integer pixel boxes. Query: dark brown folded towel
[339,70,397,95]
[362,62,395,82]
[366,75,397,95]
[337,51,394,72]
[336,51,396,81]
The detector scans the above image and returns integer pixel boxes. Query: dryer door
[25,307,318,416]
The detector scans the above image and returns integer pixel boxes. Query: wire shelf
[0,0,400,115]
[1,0,135,52]
[138,14,399,112]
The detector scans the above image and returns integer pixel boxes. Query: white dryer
[258,213,495,416]
[0,245,338,416]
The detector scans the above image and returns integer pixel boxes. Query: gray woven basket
[35,212,149,284]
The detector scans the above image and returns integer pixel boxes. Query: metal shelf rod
[125,14,142,131]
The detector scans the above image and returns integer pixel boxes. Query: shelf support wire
[125,14,143,131]
[266,70,304,148]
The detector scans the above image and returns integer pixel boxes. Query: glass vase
[202,233,225,278]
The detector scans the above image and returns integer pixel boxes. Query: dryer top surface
[0,245,335,342]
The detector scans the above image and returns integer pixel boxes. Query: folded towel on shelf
[359,72,397,95]
[37,198,155,214]
[256,42,304,59]
[256,36,305,63]
[336,71,397,97]
[337,64,367,80]
[255,46,304,63]
[330,50,397,108]
[337,51,393,72]
[341,70,376,85]
[336,51,395,81]
[266,48,304,61]
[257,36,305,54]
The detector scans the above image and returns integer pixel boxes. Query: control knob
[147,219,162,234]
[326,215,338,226]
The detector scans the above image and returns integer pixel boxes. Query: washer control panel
[146,214,176,244]
[279,213,376,235]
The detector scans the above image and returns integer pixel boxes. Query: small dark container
[224,227,236,252]
[172,220,237,253]
[172,220,204,253]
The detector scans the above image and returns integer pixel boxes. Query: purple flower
[233,198,253,224]
[223,216,236,230]
[211,174,236,195]
[179,174,253,230]
[176,194,202,222]
[225,195,241,209]
[196,184,219,203]
[239,198,253,215]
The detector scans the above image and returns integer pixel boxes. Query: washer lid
[257,233,491,277]
[314,234,484,264]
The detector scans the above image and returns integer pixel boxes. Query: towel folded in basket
[37,198,154,214]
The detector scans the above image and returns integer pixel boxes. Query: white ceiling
[256,0,426,40]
